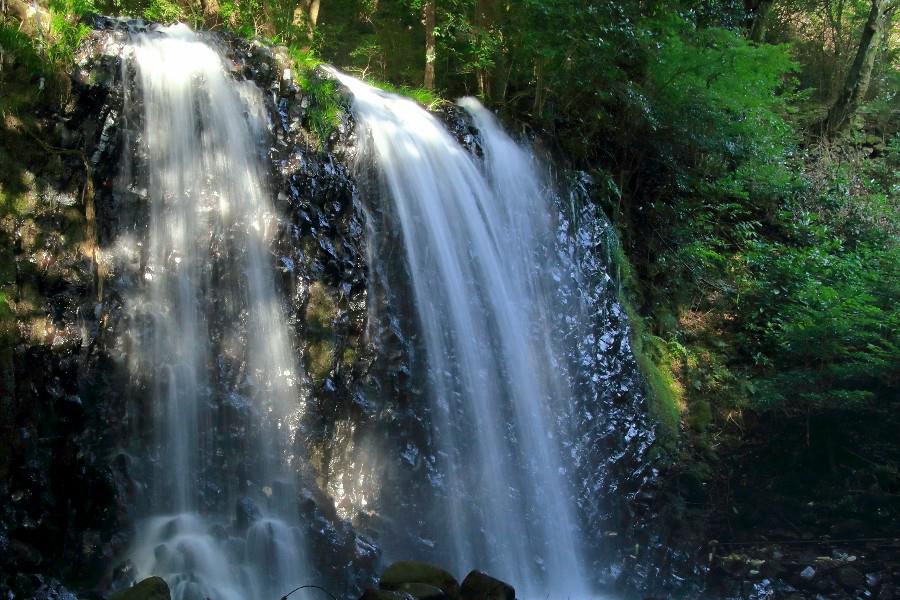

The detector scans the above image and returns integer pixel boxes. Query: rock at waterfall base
[460,571,515,600]
[109,577,171,600]
[379,561,461,599]
[360,590,416,600]
[387,583,447,599]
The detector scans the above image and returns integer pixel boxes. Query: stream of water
[124,24,307,600]
[332,71,591,598]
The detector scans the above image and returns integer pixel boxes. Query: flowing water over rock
[331,71,592,598]
[0,17,666,598]
[120,24,309,600]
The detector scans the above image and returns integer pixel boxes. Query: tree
[822,0,898,134]
[423,0,435,89]
[293,0,321,43]
[746,0,774,42]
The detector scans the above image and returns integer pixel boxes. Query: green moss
[629,310,684,446]
[0,189,36,218]
[305,338,335,384]
[609,233,683,447]
[109,576,171,600]
[0,291,15,337]
[304,281,337,332]
[340,346,357,368]
[302,282,340,384]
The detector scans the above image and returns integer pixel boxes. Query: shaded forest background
[2,0,899,544]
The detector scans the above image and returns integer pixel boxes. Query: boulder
[360,590,415,600]
[392,583,447,599]
[460,571,515,600]
[379,561,460,600]
[109,577,171,600]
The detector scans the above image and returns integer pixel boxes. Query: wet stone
[392,583,448,600]
[379,561,460,600]
[360,590,416,600]
[109,577,171,600]
[460,571,515,600]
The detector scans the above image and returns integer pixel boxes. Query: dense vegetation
[2,0,898,539]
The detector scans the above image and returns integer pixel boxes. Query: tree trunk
[532,60,544,115]
[474,0,497,100]
[307,0,320,40]
[822,0,894,135]
[292,0,321,44]
[423,0,436,90]
[749,0,773,42]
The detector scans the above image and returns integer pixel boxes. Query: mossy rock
[305,281,337,332]
[379,561,460,600]
[109,577,171,600]
[359,590,415,600]
[460,571,514,600]
[392,583,447,600]
[305,338,335,384]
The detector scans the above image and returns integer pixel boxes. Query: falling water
[122,24,308,600]
[332,71,591,597]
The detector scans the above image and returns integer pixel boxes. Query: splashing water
[331,70,592,598]
[122,24,308,600]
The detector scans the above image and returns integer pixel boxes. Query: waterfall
[332,71,592,598]
[122,24,308,600]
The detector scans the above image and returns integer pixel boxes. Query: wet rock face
[109,576,170,600]
[1,18,666,600]
[552,181,661,586]
[0,19,136,598]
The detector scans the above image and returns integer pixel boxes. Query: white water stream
[332,71,591,598]
[124,25,308,600]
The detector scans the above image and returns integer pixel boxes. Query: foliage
[0,25,51,78]
[297,70,344,148]
[141,0,187,24]
[368,78,443,109]
[47,0,95,62]
[734,156,900,414]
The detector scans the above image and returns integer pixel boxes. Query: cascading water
[121,24,309,600]
[332,71,593,598]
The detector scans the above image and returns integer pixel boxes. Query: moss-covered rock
[391,583,447,599]
[359,589,415,600]
[305,338,336,384]
[459,571,514,600]
[305,280,338,332]
[109,577,171,600]
[379,561,460,600]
